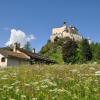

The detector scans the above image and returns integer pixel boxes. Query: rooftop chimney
[13,43,17,52]
[12,43,20,52]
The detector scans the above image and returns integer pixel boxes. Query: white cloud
[5,29,35,47]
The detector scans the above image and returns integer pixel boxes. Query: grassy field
[0,64,100,100]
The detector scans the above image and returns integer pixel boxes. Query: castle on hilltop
[50,22,83,42]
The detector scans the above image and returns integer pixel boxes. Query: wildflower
[3,85,8,89]
[32,98,37,100]
[8,86,13,90]
[73,94,78,99]
[1,74,8,80]
[24,83,30,86]
[15,88,19,94]
[41,85,48,89]
[13,72,17,76]
[51,96,57,100]
[57,88,66,93]
[89,67,95,71]
[11,81,20,86]
[95,71,100,76]
[3,75,8,77]
[1,77,8,80]
[9,99,15,100]
[40,79,50,83]
[70,69,77,73]
[21,95,26,98]
[93,62,97,64]
[49,88,58,93]
[94,79,98,82]
[35,86,40,91]
[31,82,39,86]
[47,81,57,87]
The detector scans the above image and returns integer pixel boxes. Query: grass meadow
[0,64,100,100]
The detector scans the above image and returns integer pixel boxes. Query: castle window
[1,57,5,62]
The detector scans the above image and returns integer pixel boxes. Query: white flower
[31,82,39,86]
[57,88,66,93]
[40,79,50,83]
[95,71,100,76]
[49,88,58,93]
[32,98,37,100]
[1,77,8,80]
[11,81,20,86]
[24,83,30,86]
[1,74,8,80]
[69,69,77,73]
[48,81,57,87]
[35,86,40,91]
[49,88,66,93]
[93,62,97,64]
[89,67,95,71]
[21,95,26,98]
[41,85,48,88]
[9,99,15,100]
[3,85,8,89]
[8,86,13,90]
[15,88,19,94]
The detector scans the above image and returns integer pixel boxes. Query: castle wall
[50,24,83,42]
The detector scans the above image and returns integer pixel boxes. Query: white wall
[0,53,30,67]
[0,54,7,68]
[7,57,29,67]
[51,25,83,42]
[52,25,66,34]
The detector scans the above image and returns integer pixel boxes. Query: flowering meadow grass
[0,64,100,100]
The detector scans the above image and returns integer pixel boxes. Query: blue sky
[0,0,100,52]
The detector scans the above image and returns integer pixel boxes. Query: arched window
[1,57,5,62]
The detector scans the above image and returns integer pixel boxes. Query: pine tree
[92,43,100,61]
[80,39,92,61]
[24,42,32,52]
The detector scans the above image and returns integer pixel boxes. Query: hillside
[0,64,100,99]
[39,22,100,64]
[40,39,64,64]
[40,36,100,64]
[40,38,86,64]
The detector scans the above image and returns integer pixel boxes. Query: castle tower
[63,21,67,27]
[63,21,66,24]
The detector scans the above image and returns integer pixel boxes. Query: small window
[1,57,5,62]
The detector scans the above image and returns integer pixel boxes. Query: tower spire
[63,21,67,26]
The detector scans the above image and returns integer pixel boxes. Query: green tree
[24,42,32,52]
[91,43,100,62]
[79,39,92,62]
[40,38,64,64]
[62,37,78,64]
[40,40,52,54]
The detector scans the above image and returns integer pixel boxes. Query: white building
[50,22,83,42]
[0,45,30,68]
[0,43,55,68]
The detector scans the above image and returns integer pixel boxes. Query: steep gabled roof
[18,48,56,63]
[0,47,56,63]
[0,49,30,60]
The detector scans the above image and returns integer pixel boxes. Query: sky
[0,0,100,52]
